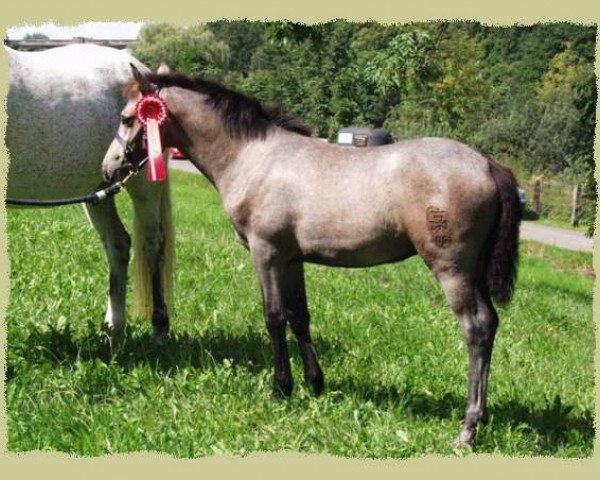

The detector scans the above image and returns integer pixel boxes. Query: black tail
[485,159,521,304]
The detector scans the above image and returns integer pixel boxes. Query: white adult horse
[5,44,174,342]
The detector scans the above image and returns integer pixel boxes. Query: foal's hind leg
[437,272,498,446]
[83,198,131,333]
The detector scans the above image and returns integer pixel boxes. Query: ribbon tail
[146,119,167,182]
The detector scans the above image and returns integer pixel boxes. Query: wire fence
[522,176,595,226]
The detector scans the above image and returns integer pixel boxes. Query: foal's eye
[121,115,134,127]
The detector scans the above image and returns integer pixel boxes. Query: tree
[131,23,230,76]
[23,33,50,41]
[206,21,265,75]
[526,43,594,173]
[379,24,492,141]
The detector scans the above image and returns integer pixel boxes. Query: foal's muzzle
[103,159,129,184]
[103,130,145,183]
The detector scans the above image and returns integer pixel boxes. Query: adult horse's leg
[437,271,498,446]
[126,174,174,345]
[83,197,131,333]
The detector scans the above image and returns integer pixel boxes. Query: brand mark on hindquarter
[426,206,451,248]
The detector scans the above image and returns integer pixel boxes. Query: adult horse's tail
[485,159,521,304]
[132,176,175,319]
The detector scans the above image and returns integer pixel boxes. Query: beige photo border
[0,0,598,478]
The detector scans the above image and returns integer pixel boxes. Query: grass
[4,170,595,458]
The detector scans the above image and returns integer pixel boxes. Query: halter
[114,129,139,163]
[115,88,169,182]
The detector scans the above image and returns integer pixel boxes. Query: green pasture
[4,171,595,457]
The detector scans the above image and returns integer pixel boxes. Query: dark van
[336,127,394,147]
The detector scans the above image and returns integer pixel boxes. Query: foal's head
[102,64,168,183]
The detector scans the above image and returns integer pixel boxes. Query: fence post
[571,183,582,226]
[532,177,542,217]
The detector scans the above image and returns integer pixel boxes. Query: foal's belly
[299,232,417,268]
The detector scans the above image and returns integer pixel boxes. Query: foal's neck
[165,87,249,190]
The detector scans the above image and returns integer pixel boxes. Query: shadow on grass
[8,322,592,454]
[526,281,594,305]
[328,378,594,454]
[8,320,336,378]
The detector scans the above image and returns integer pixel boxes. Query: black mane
[145,73,313,139]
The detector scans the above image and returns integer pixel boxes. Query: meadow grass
[4,171,595,458]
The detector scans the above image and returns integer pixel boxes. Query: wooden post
[532,177,542,217]
[571,183,582,226]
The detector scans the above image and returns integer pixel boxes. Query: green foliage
[385,24,492,139]
[131,23,230,76]
[477,23,595,87]
[568,67,597,235]
[364,30,437,98]
[206,21,265,74]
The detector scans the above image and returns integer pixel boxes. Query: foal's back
[238,133,498,268]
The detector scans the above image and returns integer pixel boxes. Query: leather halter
[114,87,164,169]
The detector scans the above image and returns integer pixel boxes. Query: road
[169,161,594,253]
[520,221,593,252]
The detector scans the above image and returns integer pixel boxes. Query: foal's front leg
[251,246,324,397]
[285,262,324,395]
[252,254,294,397]
[250,236,326,397]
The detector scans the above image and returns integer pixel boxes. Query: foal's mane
[140,73,313,139]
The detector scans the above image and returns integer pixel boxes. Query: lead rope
[5,156,148,207]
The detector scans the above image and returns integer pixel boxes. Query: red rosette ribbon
[135,94,169,182]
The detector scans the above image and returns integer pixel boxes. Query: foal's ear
[157,63,172,74]
[130,63,154,94]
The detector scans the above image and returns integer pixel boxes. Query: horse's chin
[103,165,130,184]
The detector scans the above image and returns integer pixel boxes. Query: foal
[103,66,520,446]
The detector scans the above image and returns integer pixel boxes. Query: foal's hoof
[307,372,325,397]
[272,379,294,399]
[453,428,476,448]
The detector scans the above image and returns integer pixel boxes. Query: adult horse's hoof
[109,328,126,352]
[154,328,168,347]
[101,321,125,351]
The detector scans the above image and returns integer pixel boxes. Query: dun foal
[103,66,520,446]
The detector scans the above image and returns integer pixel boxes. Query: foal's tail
[132,175,175,319]
[484,159,521,305]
